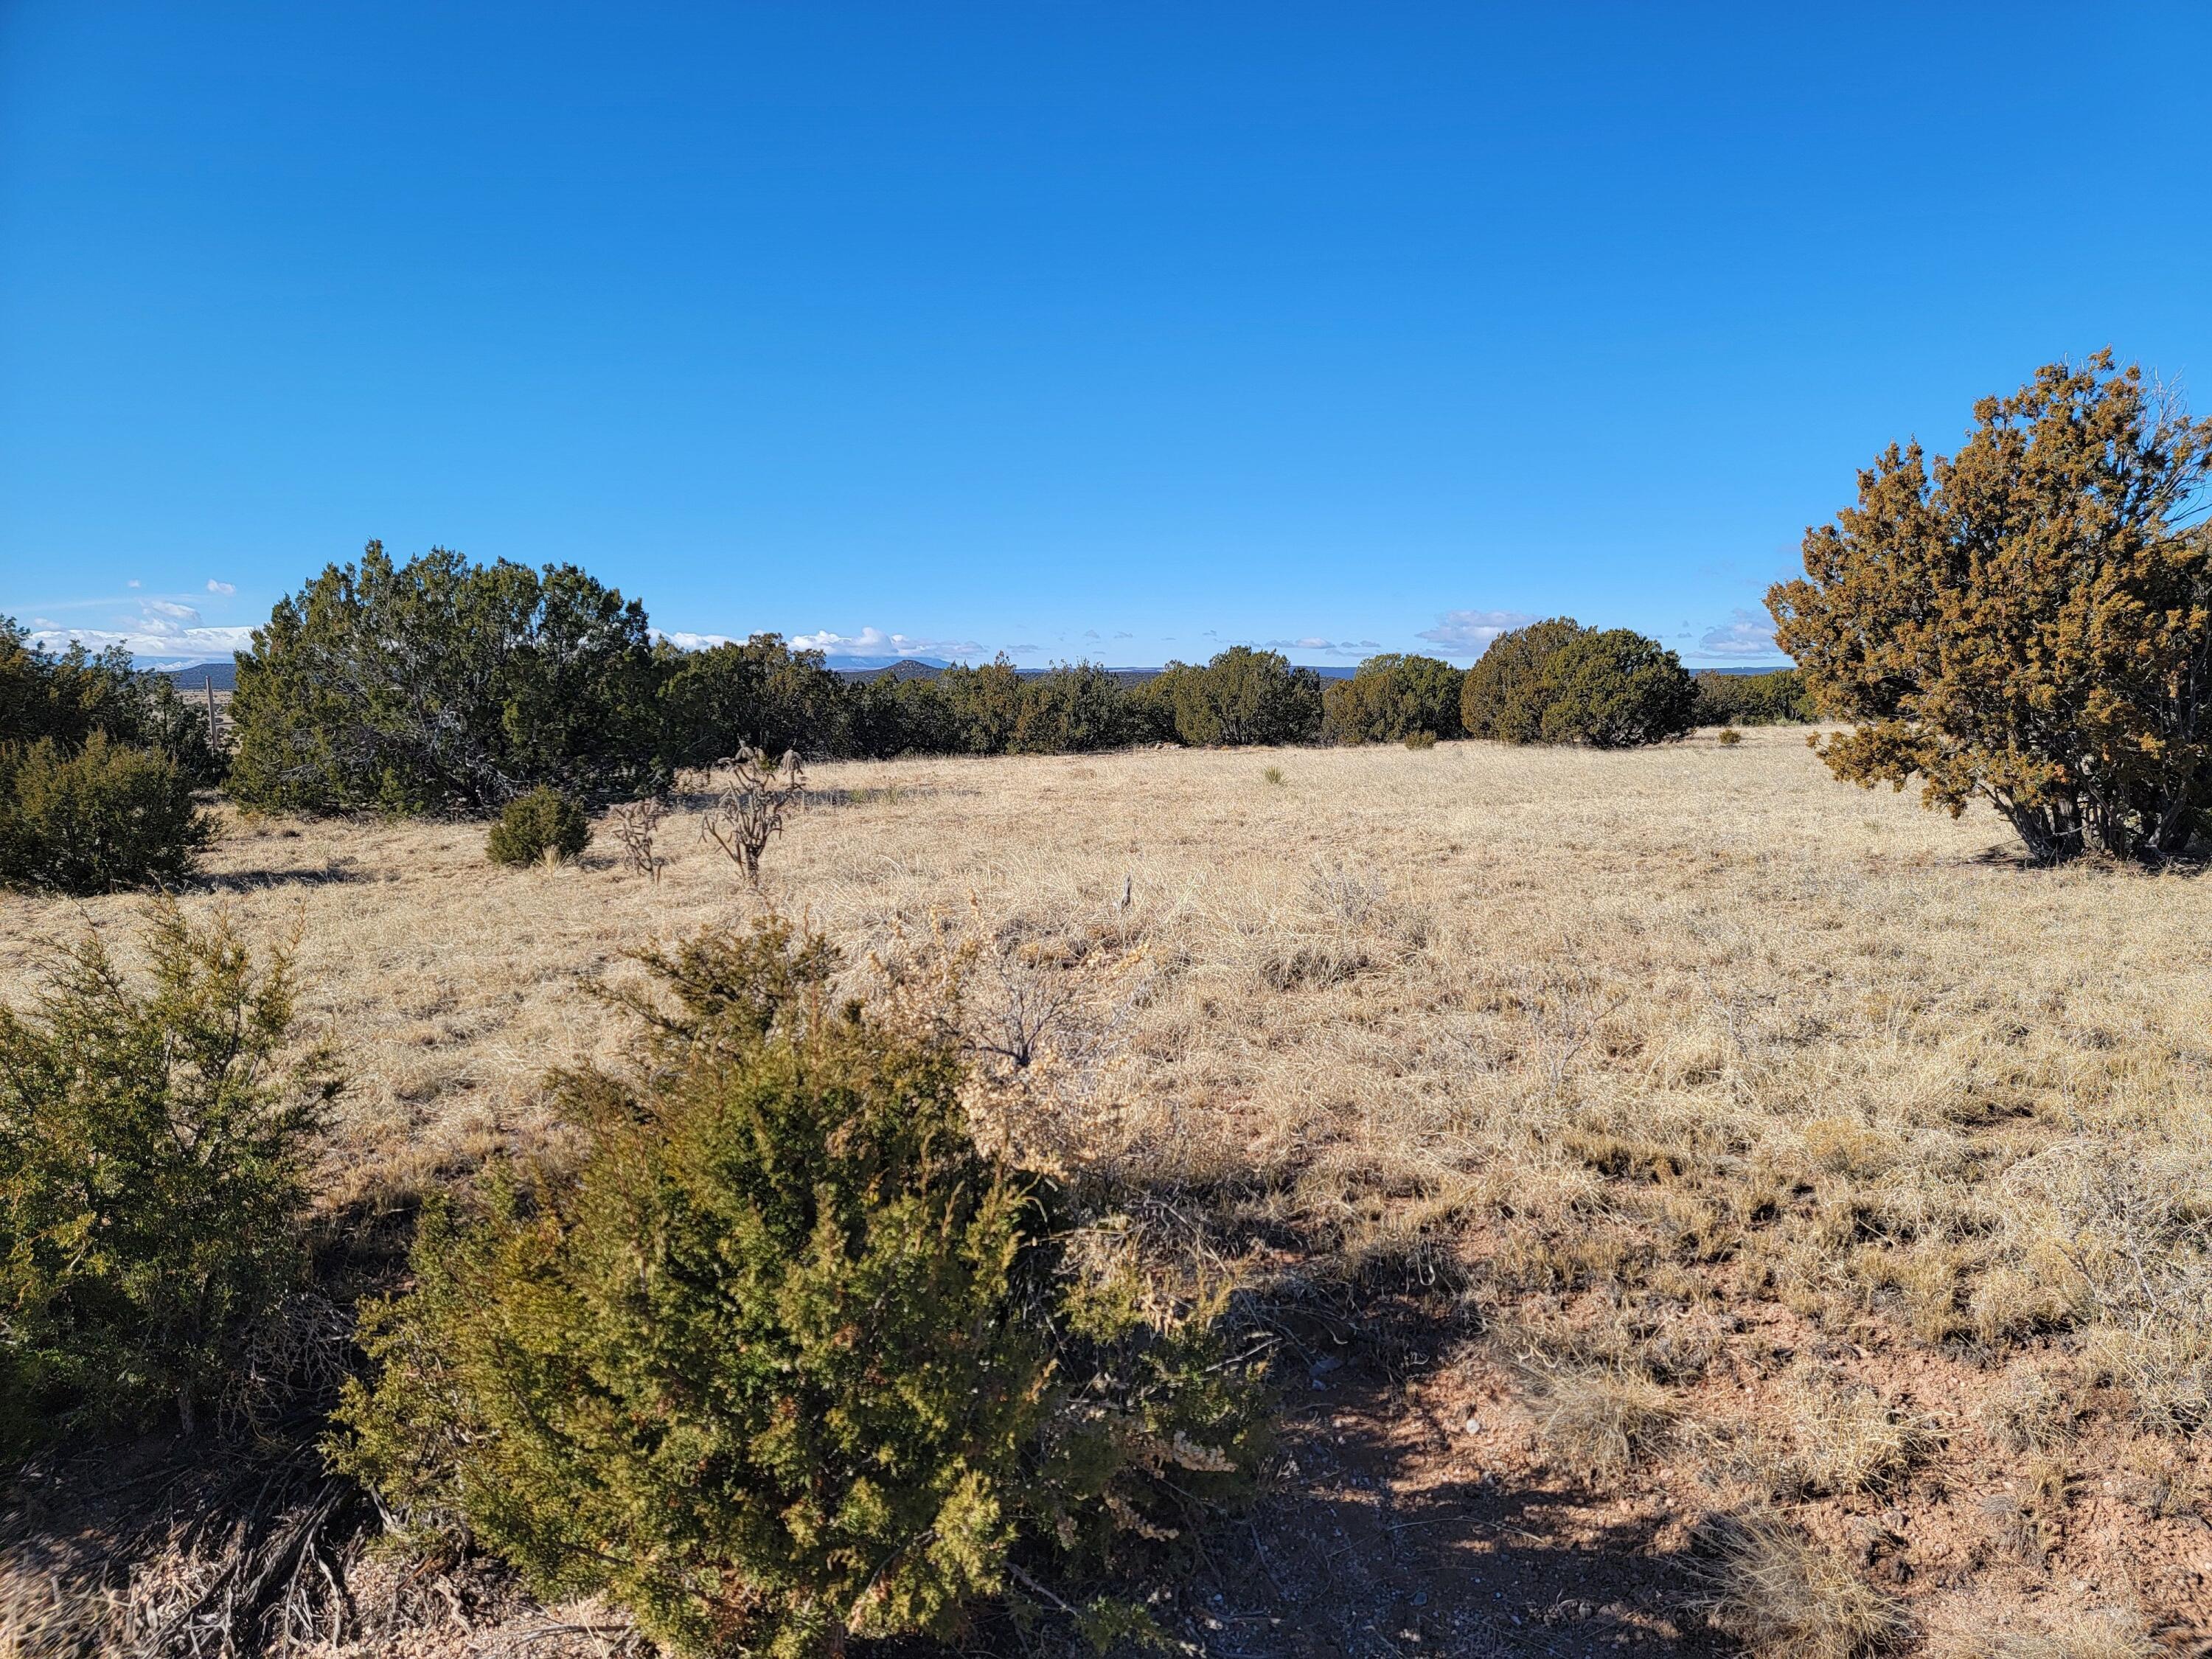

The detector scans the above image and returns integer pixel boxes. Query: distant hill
[158,661,238,692]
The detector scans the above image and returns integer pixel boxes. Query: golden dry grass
[10,724,2212,1641]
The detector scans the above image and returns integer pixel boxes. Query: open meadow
[7,726,2212,1657]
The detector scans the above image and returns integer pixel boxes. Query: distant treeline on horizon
[3,542,1812,822]
[148,655,1794,695]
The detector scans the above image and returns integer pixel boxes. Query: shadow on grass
[1148,1297,1724,1659]
[193,863,369,894]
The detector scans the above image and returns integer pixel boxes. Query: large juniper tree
[1770,352,2212,863]
[229,543,664,813]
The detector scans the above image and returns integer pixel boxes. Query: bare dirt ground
[8,728,2212,1656]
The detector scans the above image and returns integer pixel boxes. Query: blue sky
[4,4,2207,669]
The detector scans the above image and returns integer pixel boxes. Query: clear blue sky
[4,4,2207,668]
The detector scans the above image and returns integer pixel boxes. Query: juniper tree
[1770,352,2212,863]
[333,917,1267,1657]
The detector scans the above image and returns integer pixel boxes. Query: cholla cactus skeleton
[609,794,669,882]
[701,746,804,883]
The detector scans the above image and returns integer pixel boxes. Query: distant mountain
[159,661,237,692]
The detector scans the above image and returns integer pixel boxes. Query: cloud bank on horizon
[15,591,1792,670]
[22,590,257,664]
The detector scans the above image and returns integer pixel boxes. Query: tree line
[214,540,1728,815]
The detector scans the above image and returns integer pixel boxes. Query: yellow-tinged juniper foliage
[0,730,212,894]
[0,901,335,1450]
[330,915,1265,1658]
[1770,351,2212,863]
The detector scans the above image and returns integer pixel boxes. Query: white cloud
[126,579,141,588]
[1416,609,1535,654]
[206,579,236,595]
[1694,608,1782,659]
[788,625,982,661]
[30,598,254,664]
[653,628,736,652]
[1262,636,1377,658]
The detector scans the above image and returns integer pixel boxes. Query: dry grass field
[8,726,2212,1657]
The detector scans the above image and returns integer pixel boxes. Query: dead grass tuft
[1694,1511,1910,1659]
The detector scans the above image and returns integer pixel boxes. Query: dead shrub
[700,745,804,883]
[608,793,668,881]
[1526,1363,1679,1473]
[1923,1598,2155,1659]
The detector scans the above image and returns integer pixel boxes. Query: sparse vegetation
[13,722,2212,1649]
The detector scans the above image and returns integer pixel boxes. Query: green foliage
[1135,647,1323,747]
[0,904,335,1453]
[1770,352,2212,863]
[844,662,1157,758]
[1458,619,1694,748]
[935,657,1029,754]
[1458,617,1588,742]
[1531,628,1698,748]
[1010,663,1148,754]
[332,918,1267,1658]
[660,633,855,765]
[1691,668,1814,727]
[227,542,664,815]
[1322,653,1464,744]
[0,731,212,894]
[1717,727,1745,746]
[0,616,226,784]
[485,786,592,867]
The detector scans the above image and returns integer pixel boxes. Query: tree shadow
[193,864,369,894]
[1158,1304,1728,1659]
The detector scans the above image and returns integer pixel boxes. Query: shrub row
[1,617,226,785]
[196,545,1731,817]
[1691,667,1813,726]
